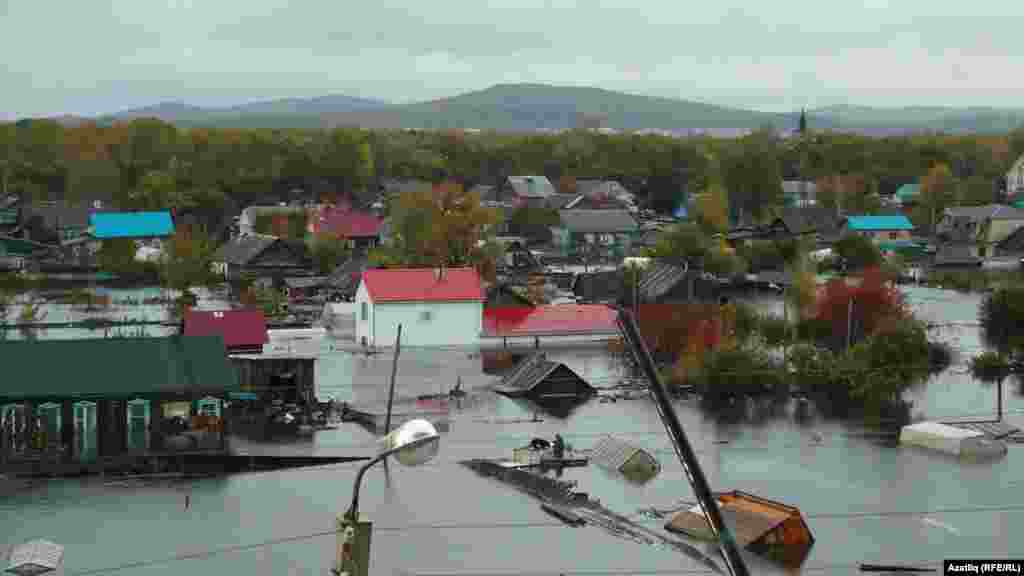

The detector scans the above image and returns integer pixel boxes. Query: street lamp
[333,419,441,576]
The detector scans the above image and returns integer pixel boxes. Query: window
[420,310,433,322]
[361,302,368,321]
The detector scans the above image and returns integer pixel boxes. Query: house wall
[987,219,1024,245]
[1007,156,1024,197]
[369,300,483,347]
[354,281,375,347]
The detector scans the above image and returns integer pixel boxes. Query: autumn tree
[372,180,500,270]
[815,173,879,216]
[160,225,219,296]
[916,163,957,234]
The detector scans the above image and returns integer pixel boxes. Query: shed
[89,211,175,239]
[589,435,661,484]
[355,267,484,348]
[899,421,1008,458]
[493,352,596,403]
[183,310,269,355]
[666,491,814,566]
[5,539,64,576]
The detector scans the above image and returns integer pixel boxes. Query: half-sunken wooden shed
[590,435,661,484]
[666,490,814,566]
[493,352,596,403]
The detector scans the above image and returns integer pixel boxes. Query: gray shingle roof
[943,204,1024,221]
[326,256,374,291]
[492,352,594,399]
[558,210,638,234]
[545,194,582,210]
[507,176,556,198]
[637,261,690,301]
[213,234,278,265]
[781,180,818,196]
[933,243,982,266]
[775,206,839,236]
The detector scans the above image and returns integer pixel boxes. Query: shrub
[694,347,788,406]
[757,314,791,348]
[834,235,882,270]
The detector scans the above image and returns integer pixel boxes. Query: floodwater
[2,286,1023,575]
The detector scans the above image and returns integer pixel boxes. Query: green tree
[160,225,219,294]
[96,239,141,275]
[307,232,350,274]
[721,129,784,223]
[834,234,883,270]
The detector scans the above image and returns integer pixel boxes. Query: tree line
[4,118,1024,233]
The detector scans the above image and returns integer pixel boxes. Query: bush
[969,351,1012,384]
[757,314,791,348]
[694,347,788,406]
[834,235,883,270]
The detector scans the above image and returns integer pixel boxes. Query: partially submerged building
[493,352,596,405]
[183,310,269,355]
[0,336,238,476]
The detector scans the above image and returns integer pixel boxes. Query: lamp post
[333,419,441,576]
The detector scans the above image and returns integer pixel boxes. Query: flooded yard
[2,285,1023,574]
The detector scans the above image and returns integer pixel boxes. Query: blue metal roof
[89,211,175,239]
[845,215,914,231]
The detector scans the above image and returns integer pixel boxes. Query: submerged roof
[0,336,238,400]
[89,211,175,239]
[184,310,269,350]
[637,261,690,302]
[482,304,619,337]
[492,352,595,398]
[361,267,484,303]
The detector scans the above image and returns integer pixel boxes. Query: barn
[354,267,485,348]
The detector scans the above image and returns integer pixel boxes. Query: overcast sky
[3,0,1023,119]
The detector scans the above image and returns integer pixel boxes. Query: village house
[211,234,313,285]
[552,209,640,260]
[355,267,485,348]
[237,205,310,237]
[0,336,238,475]
[501,176,557,208]
[1006,154,1024,200]
[0,236,59,272]
[309,206,383,251]
[60,211,176,269]
[574,179,637,211]
[781,180,818,208]
[935,204,1024,258]
[183,310,270,355]
[839,215,914,242]
[766,206,842,247]
[893,183,920,215]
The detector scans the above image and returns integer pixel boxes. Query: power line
[63,503,1024,575]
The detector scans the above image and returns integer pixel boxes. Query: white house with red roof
[355,267,485,347]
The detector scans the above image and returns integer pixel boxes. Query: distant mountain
[80,85,1024,133]
[102,95,393,128]
[325,83,802,132]
[810,104,1024,134]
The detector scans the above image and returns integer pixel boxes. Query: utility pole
[617,309,750,576]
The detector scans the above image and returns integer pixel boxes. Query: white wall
[354,281,375,346]
[371,300,482,347]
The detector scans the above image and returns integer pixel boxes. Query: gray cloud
[2,0,1024,118]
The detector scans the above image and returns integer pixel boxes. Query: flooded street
[3,286,1023,574]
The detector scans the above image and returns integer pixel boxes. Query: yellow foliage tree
[695,180,730,234]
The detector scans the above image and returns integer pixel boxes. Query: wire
[63,501,1024,575]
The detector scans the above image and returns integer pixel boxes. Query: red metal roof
[483,304,619,337]
[313,207,382,238]
[183,309,269,349]
[362,268,484,302]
